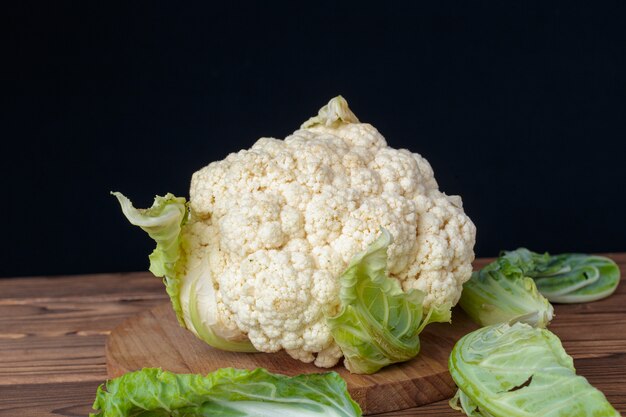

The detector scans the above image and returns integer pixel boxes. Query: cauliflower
[115,96,476,370]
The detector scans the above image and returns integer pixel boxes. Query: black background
[3,2,626,278]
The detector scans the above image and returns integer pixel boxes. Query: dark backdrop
[4,2,626,278]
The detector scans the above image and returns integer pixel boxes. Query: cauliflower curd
[116,96,476,369]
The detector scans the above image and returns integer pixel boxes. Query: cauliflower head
[115,96,476,369]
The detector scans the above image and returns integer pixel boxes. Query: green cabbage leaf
[459,268,554,328]
[90,367,362,417]
[449,322,620,417]
[113,192,256,352]
[498,248,620,303]
[113,192,188,325]
[327,229,451,374]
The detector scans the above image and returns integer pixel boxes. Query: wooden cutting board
[106,302,479,415]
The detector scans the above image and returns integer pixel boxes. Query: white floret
[185,96,476,367]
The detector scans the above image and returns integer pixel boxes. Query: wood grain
[0,254,623,416]
[0,273,167,386]
[105,303,479,414]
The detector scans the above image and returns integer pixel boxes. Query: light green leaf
[112,192,188,326]
[301,96,360,129]
[460,248,621,328]
[90,368,362,417]
[449,322,620,417]
[113,192,258,352]
[503,250,622,304]
[459,269,554,328]
[327,228,451,374]
[449,389,484,417]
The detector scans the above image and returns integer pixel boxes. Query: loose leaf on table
[459,247,621,328]
[449,322,620,417]
[497,248,621,303]
[90,367,362,417]
[459,267,554,328]
[327,228,451,374]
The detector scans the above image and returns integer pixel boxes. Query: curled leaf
[327,229,451,374]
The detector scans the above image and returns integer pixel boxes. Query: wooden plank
[0,297,167,334]
[0,297,166,385]
[0,272,161,300]
[0,271,168,386]
[0,334,107,385]
[0,382,99,417]
[0,254,624,415]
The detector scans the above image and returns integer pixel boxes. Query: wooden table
[1,255,625,416]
